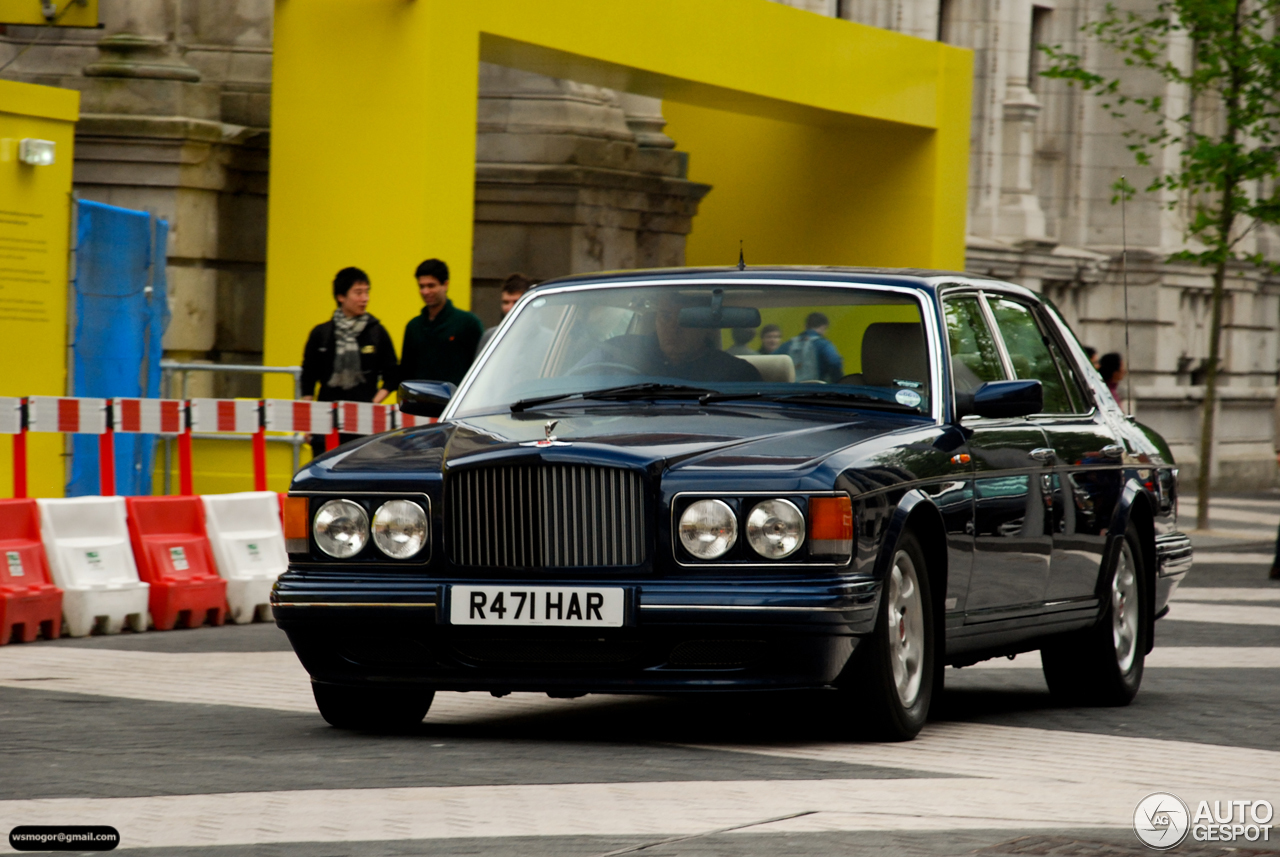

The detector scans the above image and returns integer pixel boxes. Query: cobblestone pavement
[1,496,1278,856]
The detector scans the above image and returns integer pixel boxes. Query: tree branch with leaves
[1042,0,1280,529]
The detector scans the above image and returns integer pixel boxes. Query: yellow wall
[153,437,305,496]
[0,79,79,498]
[265,0,973,401]
[0,0,97,27]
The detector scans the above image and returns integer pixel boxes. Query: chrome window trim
[287,491,432,566]
[943,286,1100,422]
[670,489,853,569]
[446,277,946,426]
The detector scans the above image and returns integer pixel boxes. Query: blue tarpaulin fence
[67,200,169,497]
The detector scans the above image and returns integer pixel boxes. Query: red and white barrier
[28,396,107,434]
[189,398,258,434]
[114,398,184,434]
[397,411,433,428]
[3,394,439,499]
[0,398,21,435]
[337,401,392,436]
[263,399,332,434]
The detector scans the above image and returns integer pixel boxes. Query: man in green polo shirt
[400,258,484,386]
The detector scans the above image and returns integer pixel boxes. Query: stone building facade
[819,0,1279,488]
[3,0,1274,485]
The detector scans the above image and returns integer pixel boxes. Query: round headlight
[746,499,805,559]
[372,499,428,559]
[678,499,738,560]
[313,499,369,558]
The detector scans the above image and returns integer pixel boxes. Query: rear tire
[1041,524,1145,706]
[839,530,936,741]
[312,681,434,731]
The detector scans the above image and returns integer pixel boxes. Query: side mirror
[959,379,1043,419]
[399,380,456,418]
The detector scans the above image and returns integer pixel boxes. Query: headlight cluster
[679,497,806,560]
[312,498,428,560]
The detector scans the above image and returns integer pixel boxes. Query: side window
[987,297,1076,414]
[943,296,1007,395]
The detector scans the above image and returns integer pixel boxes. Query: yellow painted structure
[152,438,301,496]
[264,0,972,398]
[0,0,97,27]
[0,79,78,498]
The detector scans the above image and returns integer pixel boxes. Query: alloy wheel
[887,549,925,708]
[1112,542,1139,674]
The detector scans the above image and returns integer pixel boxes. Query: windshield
[451,283,932,417]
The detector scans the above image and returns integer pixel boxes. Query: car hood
[303,406,930,481]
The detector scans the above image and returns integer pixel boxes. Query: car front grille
[447,463,646,568]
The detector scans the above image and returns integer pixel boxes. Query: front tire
[1041,524,1146,706]
[312,681,435,731]
[840,530,935,741]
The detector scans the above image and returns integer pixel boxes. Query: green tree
[1042,0,1280,529]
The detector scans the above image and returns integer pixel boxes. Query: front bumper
[273,568,878,693]
[1154,531,1193,617]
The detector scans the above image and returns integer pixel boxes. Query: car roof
[528,266,1038,302]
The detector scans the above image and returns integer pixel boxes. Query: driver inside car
[571,296,763,383]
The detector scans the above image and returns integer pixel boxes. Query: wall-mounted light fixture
[18,139,56,166]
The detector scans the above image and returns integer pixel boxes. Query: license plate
[449,586,625,627]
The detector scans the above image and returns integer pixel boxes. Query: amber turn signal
[808,495,853,559]
[283,495,310,552]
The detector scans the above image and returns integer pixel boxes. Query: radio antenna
[737,240,745,271]
[1121,175,1132,417]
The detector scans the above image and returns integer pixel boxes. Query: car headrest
[739,354,796,383]
[862,323,928,387]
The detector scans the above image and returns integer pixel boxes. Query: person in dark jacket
[300,267,399,458]
[400,258,484,386]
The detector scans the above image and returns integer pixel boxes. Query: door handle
[1030,447,1056,465]
[1101,444,1124,460]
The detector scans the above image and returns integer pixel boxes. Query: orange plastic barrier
[124,496,227,630]
[0,499,63,643]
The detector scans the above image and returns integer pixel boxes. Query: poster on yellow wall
[0,79,79,498]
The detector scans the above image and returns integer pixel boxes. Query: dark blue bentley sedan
[274,267,1193,740]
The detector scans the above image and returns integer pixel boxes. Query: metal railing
[158,361,306,494]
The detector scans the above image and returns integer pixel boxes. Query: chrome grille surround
[447,464,646,568]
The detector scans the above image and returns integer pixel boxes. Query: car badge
[520,419,571,447]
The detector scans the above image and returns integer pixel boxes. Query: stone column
[471,66,710,325]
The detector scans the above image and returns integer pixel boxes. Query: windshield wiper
[511,383,716,412]
[699,389,919,413]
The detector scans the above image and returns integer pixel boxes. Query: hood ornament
[520,419,571,448]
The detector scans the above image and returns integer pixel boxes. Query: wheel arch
[873,490,948,631]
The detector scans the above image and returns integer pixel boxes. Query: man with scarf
[300,267,399,458]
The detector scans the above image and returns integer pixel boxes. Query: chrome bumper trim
[1155,532,1193,576]
[273,602,437,608]
[640,604,860,612]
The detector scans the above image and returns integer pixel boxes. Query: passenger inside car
[571,296,763,383]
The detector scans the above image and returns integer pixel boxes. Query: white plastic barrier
[201,491,288,624]
[37,496,150,636]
